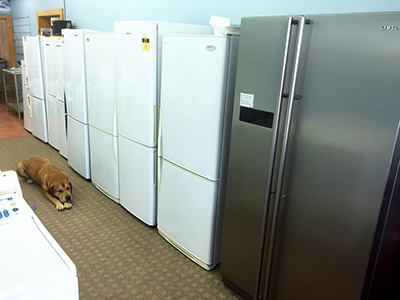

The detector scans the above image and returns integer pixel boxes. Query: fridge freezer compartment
[47,94,61,150]
[89,125,119,202]
[157,159,219,270]
[22,84,32,132]
[67,116,90,179]
[30,95,48,143]
[119,136,156,226]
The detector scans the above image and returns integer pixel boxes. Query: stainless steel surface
[220,16,298,299]
[270,13,400,299]
[221,11,400,300]
[263,16,307,300]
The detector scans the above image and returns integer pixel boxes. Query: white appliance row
[22,36,68,158]
[22,21,239,270]
[23,32,92,180]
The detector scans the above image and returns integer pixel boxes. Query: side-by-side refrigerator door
[265,13,400,300]
[220,16,299,299]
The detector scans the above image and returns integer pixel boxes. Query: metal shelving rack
[2,68,23,119]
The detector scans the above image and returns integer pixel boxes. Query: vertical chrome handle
[253,16,297,300]
[263,16,307,300]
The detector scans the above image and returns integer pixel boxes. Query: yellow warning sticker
[142,33,150,52]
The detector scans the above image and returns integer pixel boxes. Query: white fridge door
[47,94,59,149]
[54,38,64,101]
[119,135,156,225]
[22,85,32,132]
[157,159,218,268]
[89,125,119,201]
[31,95,48,143]
[42,38,55,96]
[67,116,90,179]
[63,30,88,124]
[85,32,116,135]
[160,35,228,180]
[57,100,68,158]
[23,36,44,100]
[115,21,157,146]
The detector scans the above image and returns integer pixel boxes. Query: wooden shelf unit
[36,8,64,36]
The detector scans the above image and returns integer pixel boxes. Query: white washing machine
[0,171,79,300]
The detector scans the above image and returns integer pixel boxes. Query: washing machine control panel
[0,195,28,224]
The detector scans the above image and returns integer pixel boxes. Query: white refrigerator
[42,37,67,157]
[114,21,212,226]
[157,34,239,270]
[22,36,48,143]
[20,60,32,133]
[85,32,119,202]
[63,29,93,179]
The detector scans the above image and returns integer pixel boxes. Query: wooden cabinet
[0,14,16,68]
[36,8,64,36]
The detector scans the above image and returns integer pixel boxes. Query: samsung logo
[381,25,400,31]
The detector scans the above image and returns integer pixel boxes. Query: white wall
[11,0,400,34]
[11,0,64,35]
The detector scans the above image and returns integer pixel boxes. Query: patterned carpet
[0,135,242,300]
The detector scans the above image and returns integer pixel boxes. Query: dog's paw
[27,178,34,184]
[64,202,72,209]
[56,203,65,211]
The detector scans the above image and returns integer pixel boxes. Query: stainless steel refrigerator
[220,12,400,300]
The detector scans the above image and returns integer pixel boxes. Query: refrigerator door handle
[263,16,308,300]
[154,104,158,187]
[113,100,118,136]
[27,95,32,118]
[157,110,163,195]
[252,16,298,299]
[113,133,119,173]
[113,100,119,170]
[154,104,157,147]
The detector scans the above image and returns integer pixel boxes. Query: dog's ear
[47,185,55,197]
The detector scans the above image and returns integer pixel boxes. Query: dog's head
[48,182,72,203]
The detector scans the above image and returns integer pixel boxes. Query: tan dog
[16,156,73,211]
